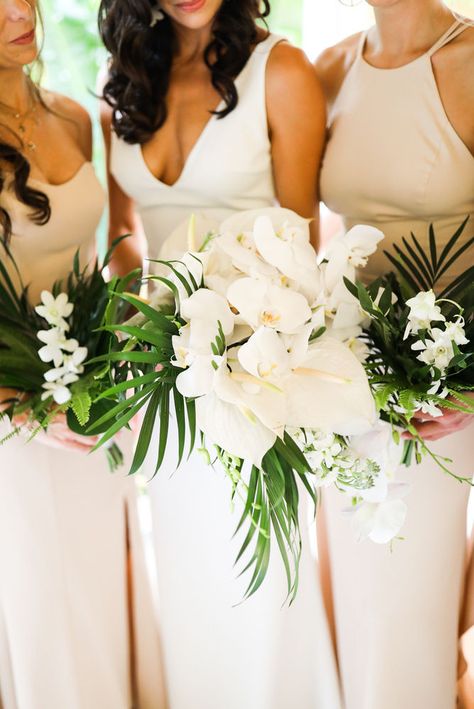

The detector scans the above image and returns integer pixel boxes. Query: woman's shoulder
[266,38,324,102]
[41,90,93,158]
[314,32,362,104]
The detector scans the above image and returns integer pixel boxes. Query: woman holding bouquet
[99,1,342,708]
[0,2,167,707]
[317,1,474,707]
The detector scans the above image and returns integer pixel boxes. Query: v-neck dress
[111,33,342,709]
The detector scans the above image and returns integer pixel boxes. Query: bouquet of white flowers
[0,239,136,470]
[344,217,474,482]
[91,208,397,598]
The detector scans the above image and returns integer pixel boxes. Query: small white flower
[37,328,80,368]
[412,328,454,372]
[35,291,73,330]
[41,379,73,405]
[43,347,88,382]
[350,494,408,544]
[404,290,444,339]
[414,400,443,418]
[444,319,469,347]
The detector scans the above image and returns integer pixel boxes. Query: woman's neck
[0,68,32,113]
[371,0,455,60]
[172,22,213,66]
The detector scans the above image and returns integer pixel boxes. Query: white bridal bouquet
[344,218,474,481]
[92,208,406,597]
[0,240,136,470]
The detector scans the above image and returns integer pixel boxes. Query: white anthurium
[35,291,73,330]
[213,360,287,439]
[252,215,321,302]
[195,391,276,467]
[43,347,88,382]
[349,484,409,544]
[347,336,369,363]
[283,335,377,436]
[37,328,80,368]
[324,225,384,292]
[159,212,220,261]
[227,277,312,334]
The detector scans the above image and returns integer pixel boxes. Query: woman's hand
[403,394,474,442]
[14,411,100,453]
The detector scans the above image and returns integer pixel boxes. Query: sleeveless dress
[0,163,167,709]
[111,33,342,709]
[320,21,474,709]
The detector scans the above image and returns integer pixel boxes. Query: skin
[0,0,99,451]
[101,0,327,277]
[315,0,474,442]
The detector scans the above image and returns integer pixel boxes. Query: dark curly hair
[0,5,51,247]
[99,0,271,145]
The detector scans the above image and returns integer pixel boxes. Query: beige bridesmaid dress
[320,20,474,709]
[0,164,167,709]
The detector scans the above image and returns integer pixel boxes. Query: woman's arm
[266,43,326,250]
[99,102,147,277]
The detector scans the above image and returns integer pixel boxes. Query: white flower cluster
[290,427,379,491]
[291,422,409,544]
[35,291,88,405]
[404,290,468,417]
[162,208,377,470]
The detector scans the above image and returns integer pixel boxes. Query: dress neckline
[138,33,278,190]
[359,19,464,73]
[28,161,92,189]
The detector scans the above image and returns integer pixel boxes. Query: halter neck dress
[320,20,474,709]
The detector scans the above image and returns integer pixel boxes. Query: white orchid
[35,291,73,330]
[252,215,320,301]
[37,328,80,368]
[43,347,88,382]
[350,487,409,544]
[227,277,312,334]
[41,372,80,405]
[404,290,445,338]
[412,328,455,372]
[444,318,469,347]
[324,225,384,292]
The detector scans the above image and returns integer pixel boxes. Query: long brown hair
[0,2,51,247]
[99,0,271,145]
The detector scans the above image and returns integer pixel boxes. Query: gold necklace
[0,85,40,152]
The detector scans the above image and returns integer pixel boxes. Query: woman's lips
[10,29,35,46]
[175,0,206,14]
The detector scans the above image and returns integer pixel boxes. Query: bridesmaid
[317,2,474,708]
[99,2,342,708]
[0,2,167,707]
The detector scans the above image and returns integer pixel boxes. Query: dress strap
[356,30,369,60]
[428,20,468,56]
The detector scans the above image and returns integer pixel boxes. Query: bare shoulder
[266,41,325,106]
[42,90,93,158]
[314,32,362,105]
